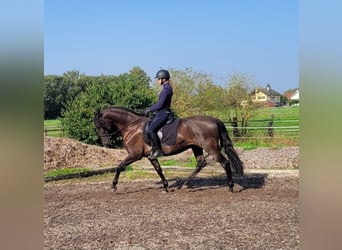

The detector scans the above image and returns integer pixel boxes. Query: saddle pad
[143,118,180,146]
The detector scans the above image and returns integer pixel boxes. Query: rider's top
[149,82,173,112]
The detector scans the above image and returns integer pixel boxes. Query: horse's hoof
[111,185,117,192]
[229,187,234,192]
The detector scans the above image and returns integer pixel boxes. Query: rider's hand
[144,108,150,117]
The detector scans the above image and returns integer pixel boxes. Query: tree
[44,75,64,119]
[44,70,89,119]
[194,82,226,113]
[169,68,223,117]
[225,73,256,136]
[112,67,155,111]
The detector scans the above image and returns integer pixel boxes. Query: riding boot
[149,132,163,159]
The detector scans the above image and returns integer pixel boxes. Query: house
[252,84,282,107]
[289,89,299,106]
[284,88,299,100]
[283,88,299,106]
[290,89,299,100]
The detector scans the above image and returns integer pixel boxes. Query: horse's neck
[109,111,136,129]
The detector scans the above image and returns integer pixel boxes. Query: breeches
[146,111,169,134]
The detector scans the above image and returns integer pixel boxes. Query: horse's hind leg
[182,146,207,188]
[211,151,234,192]
[223,160,234,192]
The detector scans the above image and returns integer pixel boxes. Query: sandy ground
[44,136,299,249]
[44,172,298,249]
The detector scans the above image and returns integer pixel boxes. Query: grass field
[44,119,62,137]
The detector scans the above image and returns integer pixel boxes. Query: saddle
[143,113,180,146]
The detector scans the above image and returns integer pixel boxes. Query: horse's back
[181,115,218,126]
[179,115,219,136]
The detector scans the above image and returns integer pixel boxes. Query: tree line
[44,66,261,145]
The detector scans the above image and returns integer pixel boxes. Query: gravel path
[238,146,299,169]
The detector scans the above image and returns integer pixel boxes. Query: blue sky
[44,0,298,93]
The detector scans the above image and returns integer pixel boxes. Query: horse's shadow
[167,173,267,192]
[114,173,267,195]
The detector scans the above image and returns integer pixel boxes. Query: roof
[255,84,282,97]
[291,90,299,100]
[283,88,299,100]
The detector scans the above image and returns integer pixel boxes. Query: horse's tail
[215,118,244,176]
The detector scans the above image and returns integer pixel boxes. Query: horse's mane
[102,106,144,117]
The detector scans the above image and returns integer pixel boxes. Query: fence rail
[44,125,64,137]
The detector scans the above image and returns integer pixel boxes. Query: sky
[44,0,298,93]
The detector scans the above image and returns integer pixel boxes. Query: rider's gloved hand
[144,108,150,117]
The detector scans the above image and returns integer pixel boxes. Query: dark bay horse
[94,107,244,192]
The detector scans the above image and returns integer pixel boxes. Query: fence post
[232,117,239,137]
[267,114,274,137]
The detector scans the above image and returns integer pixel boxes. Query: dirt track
[44,171,299,249]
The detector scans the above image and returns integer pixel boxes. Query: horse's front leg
[112,154,140,191]
[149,159,169,192]
[112,168,121,191]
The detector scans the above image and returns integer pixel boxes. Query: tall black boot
[149,132,163,159]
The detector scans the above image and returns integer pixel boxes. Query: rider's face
[157,78,163,85]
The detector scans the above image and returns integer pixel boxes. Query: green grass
[44,119,61,126]
[44,119,63,137]
[121,165,164,180]
[44,167,93,178]
[159,157,196,168]
[228,106,299,148]
[252,106,299,120]
[115,159,198,174]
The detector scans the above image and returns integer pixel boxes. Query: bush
[60,69,155,146]
[61,81,111,145]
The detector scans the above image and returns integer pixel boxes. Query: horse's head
[94,109,112,147]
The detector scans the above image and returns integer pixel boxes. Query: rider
[144,69,173,159]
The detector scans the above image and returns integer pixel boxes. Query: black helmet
[155,69,170,80]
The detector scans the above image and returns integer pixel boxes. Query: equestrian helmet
[155,69,170,80]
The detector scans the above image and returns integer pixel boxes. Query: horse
[94,107,244,192]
